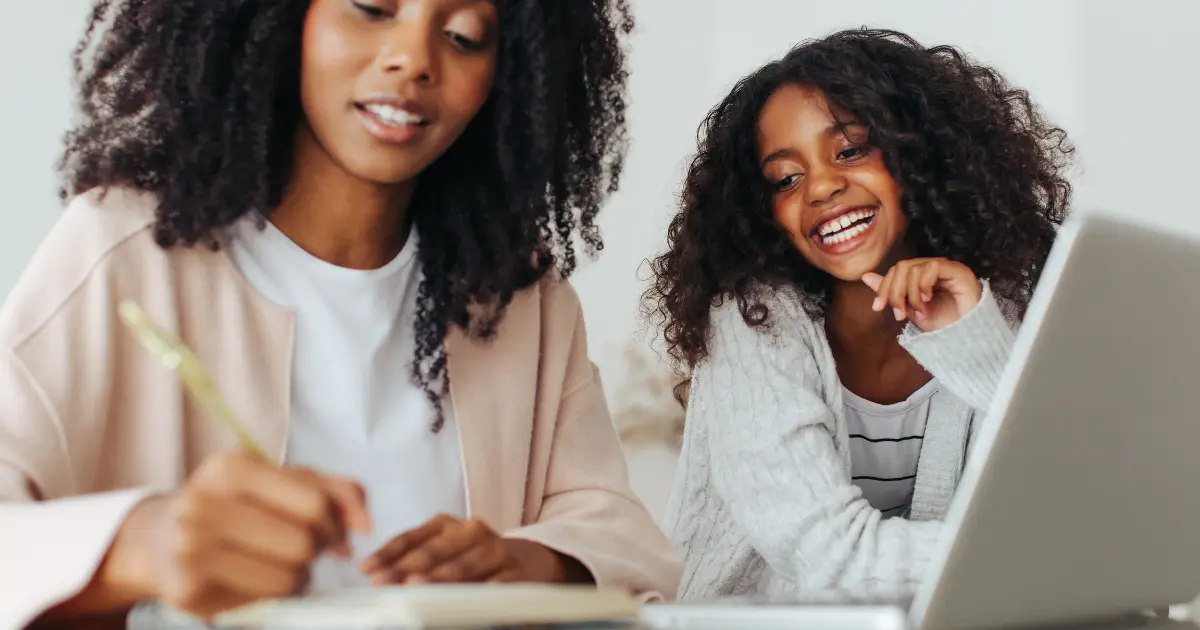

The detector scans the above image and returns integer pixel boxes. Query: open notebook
[210,583,642,629]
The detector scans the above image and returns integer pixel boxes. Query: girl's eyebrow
[761,121,870,168]
[761,148,792,167]
[829,121,866,137]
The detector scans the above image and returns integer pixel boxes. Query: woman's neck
[270,124,415,270]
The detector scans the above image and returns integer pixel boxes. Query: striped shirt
[844,379,941,518]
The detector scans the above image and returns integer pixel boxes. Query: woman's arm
[694,293,942,591]
[0,349,156,630]
[502,291,683,602]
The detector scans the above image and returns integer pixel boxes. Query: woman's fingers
[362,515,454,573]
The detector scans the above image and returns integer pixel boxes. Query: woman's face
[757,84,907,282]
[300,0,499,184]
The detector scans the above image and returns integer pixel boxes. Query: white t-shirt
[844,378,940,518]
[225,216,467,593]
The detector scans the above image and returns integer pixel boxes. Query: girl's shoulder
[706,281,828,365]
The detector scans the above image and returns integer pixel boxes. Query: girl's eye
[776,174,803,190]
[838,146,866,161]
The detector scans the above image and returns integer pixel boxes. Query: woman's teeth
[363,104,426,128]
[817,209,877,245]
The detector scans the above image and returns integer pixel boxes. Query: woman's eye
[353,2,390,19]
[350,2,393,19]
[448,32,486,51]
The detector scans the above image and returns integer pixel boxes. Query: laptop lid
[910,211,1200,629]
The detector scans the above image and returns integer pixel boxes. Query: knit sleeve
[692,292,943,591]
[898,280,1016,414]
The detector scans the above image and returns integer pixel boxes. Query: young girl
[645,29,1072,599]
[0,0,680,627]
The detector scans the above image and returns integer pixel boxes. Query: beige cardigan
[0,188,681,629]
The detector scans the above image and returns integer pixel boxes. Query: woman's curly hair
[645,28,1073,375]
[60,0,633,431]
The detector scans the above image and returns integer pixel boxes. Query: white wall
[710,0,1084,134]
[1075,0,1200,233]
[0,1,94,296]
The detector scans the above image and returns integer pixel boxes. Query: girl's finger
[906,264,927,315]
[874,266,898,313]
[888,263,911,320]
[918,259,940,302]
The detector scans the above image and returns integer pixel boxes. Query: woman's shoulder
[57,186,160,247]
[481,276,588,358]
[534,274,585,324]
[1,187,174,349]
[26,186,161,268]
[491,275,584,340]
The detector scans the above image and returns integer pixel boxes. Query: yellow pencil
[118,300,271,461]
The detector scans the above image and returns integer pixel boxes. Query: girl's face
[757,84,908,282]
[299,0,499,185]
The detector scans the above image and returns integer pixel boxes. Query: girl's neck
[827,281,906,354]
[824,239,933,405]
[270,123,415,270]
[827,279,932,405]
[825,239,919,361]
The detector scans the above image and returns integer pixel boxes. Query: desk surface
[129,617,1200,629]
[137,600,1200,630]
[201,615,1198,630]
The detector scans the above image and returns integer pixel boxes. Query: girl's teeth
[817,209,877,242]
[365,105,423,127]
[822,221,870,245]
[818,209,876,236]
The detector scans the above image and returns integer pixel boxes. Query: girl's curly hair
[645,28,1073,374]
[60,0,634,431]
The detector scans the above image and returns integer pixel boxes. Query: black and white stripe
[844,379,941,518]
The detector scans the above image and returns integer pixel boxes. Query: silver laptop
[640,210,1200,630]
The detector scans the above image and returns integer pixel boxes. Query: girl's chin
[816,256,886,283]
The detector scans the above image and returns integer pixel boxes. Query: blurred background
[2,0,1197,521]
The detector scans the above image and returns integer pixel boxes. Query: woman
[645,29,1071,598]
[0,0,680,627]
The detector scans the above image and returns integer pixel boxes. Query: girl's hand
[862,258,982,332]
[361,515,587,586]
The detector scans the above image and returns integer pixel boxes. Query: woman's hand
[361,514,589,586]
[862,258,982,332]
[108,452,371,622]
